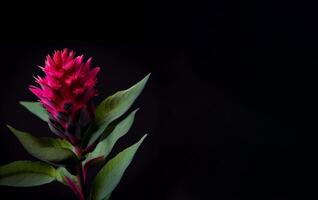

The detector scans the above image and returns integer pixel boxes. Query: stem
[74,146,86,200]
[77,163,86,200]
[65,177,84,200]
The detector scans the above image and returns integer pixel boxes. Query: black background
[0,1,314,199]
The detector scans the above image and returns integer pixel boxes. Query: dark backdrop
[0,1,314,199]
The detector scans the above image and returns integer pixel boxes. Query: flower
[30,49,100,144]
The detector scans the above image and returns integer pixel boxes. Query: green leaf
[20,101,49,122]
[82,73,150,147]
[7,125,77,164]
[90,134,147,200]
[84,109,139,165]
[0,160,57,187]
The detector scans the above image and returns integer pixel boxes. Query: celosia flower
[29,49,100,144]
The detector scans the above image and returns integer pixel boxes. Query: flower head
[30,49,100,144]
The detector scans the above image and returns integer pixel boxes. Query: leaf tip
[19,101,29,107]
[143,73,151,83]
[6,124,14,131]
[132,108,140,115]
[138,134,148,144]
[136,73,151,89]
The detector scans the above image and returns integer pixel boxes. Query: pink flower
[30,49,100,144]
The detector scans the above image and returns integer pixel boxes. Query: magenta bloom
[30,49,100,144]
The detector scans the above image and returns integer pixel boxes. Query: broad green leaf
[0,160,57,187]
[7,125,77,164]
[20,101,49,122]
[82,73,150,147]
[90,135,147,200]
[84,109,139,165]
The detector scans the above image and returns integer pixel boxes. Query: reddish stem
[82,141,98,154]
[69,146,86,200]
[77,163,86,200]
[65,177,85,200]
